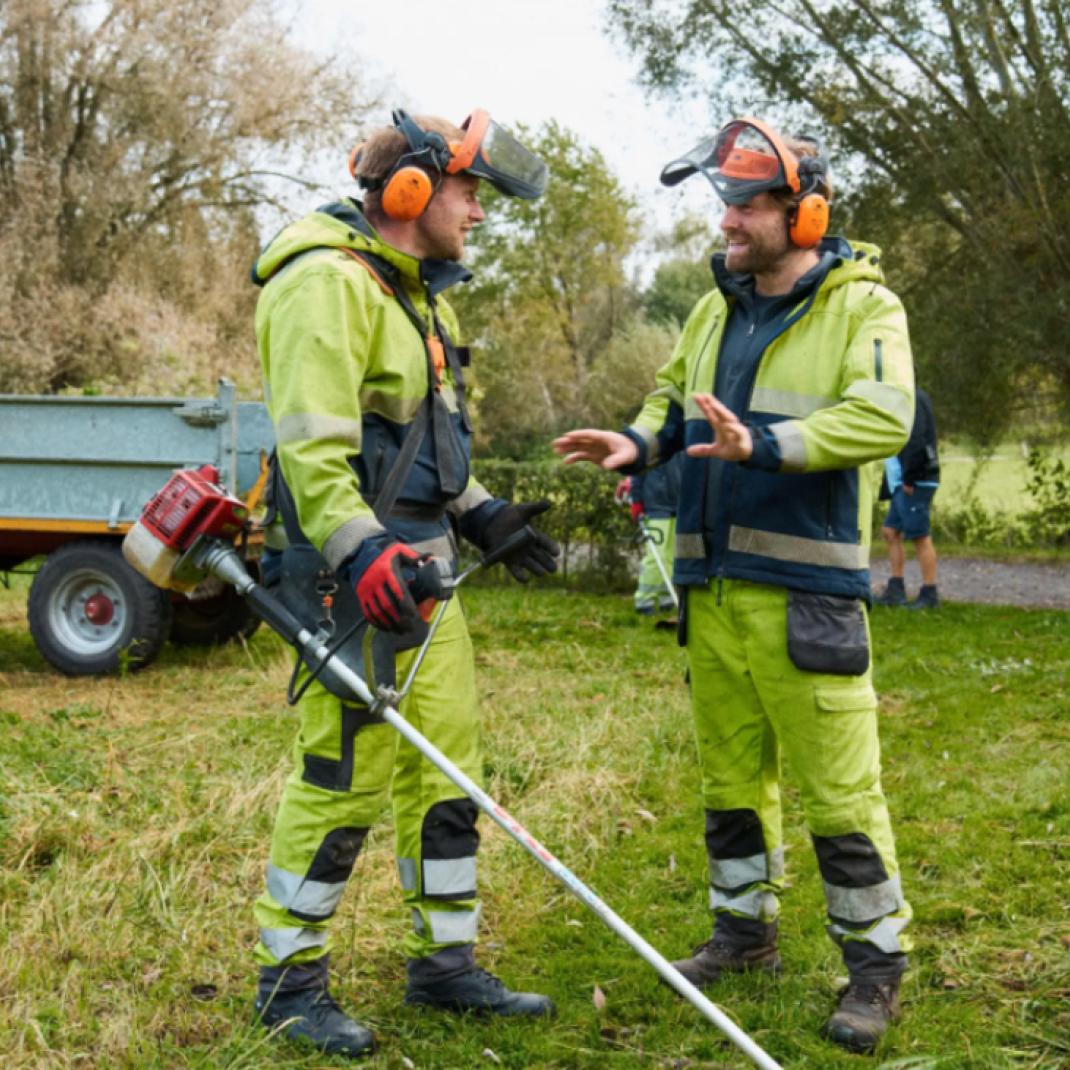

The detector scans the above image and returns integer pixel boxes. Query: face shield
[447,109,548,199]
[660,117,800,205]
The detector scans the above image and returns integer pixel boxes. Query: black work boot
[255,958,375,1060]
[670,921,780,988]
[824,976,901,1053]
[405,945,554,1017]
[875,577,906,606]
[907,584,940,609]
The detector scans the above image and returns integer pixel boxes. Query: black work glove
[471,500,560,583]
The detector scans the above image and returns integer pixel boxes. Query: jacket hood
[711,236,886,301]
[250,198,472,295]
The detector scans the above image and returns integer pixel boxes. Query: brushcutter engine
[123,465,250,593]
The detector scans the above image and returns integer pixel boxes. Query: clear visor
[466,120,548,200]
[660,121,789,204]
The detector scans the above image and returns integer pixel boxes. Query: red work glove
[630,500,644,524]
[353,541,424,632]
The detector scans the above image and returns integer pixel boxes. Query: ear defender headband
[660,115,830,247]
[349,108,546,220]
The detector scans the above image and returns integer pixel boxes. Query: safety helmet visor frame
[449,111,547,200]
[660,118,799,205]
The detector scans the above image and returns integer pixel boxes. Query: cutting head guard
[660,116,831,247]
[350,109,548,221]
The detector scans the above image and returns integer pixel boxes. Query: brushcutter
[615,477,679,618]
[123,465,783,1070]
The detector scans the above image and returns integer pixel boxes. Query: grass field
[1,577,1068,1069]
[938,443,1070,515]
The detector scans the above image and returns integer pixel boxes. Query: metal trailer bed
[0,379,274,674]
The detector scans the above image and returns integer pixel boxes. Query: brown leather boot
[670,924,781,988]
[824,977,901,1053]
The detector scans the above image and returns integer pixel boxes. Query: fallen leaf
[566,918,583,928]
[593,984,607,1011]
[190,983,217,1001]
[668,853,677,874]
[401,1058,415,1070]
[991,683,1003,693]
[482,1049,502,1065]
[635,808,657,824]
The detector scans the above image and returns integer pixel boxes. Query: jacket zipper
[873,338,883,381]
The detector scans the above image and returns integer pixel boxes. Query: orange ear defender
[350,110,456,221]
[786,144,829,247]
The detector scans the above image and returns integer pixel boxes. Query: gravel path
[868,555,1070,610]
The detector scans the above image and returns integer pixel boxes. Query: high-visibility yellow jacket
[624,237,914,598]
[253,200,495,571]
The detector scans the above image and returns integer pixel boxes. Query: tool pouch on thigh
[274,545,398,701]
[786,591,870,676]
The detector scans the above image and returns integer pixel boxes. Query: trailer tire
[169,587,261,646]
[28,541,172,675]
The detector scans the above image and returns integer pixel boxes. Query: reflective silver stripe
[651,383,685,408]
[848,380,913,429]
[259,926,328,962]
[728,526,867,570]
[423,857,477,897]
[751,387,836,419]
[266,863,346,919]
[676,532,705,559]
[684,396,703,420]
[397,857,417,892]
[824,874,903,924]
[409,533,455,560]
[828,914,908,955]
[709,886,778,920]
[322,515,388,571]
[628,423,659,465]
[769,420,807,471]
[360,388,424,425]
[277,412,363,449]
[446,484,493,519]
[709,846,785,890]
[412,904,482,943]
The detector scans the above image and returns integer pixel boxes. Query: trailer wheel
[28,541,172,675]
[169,587,261,646]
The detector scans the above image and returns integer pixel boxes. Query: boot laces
[471,967,507,994]
[842,980,893,1011]
[307,988,345,1023]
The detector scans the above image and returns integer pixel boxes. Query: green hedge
[471,459,639,588]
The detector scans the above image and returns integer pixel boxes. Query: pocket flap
[815,684,876,712]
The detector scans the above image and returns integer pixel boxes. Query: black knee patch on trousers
[422,798,480,859]
[705,808,765,861]
[308,827,369,884]
[812,831,889,888]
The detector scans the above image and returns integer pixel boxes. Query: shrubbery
[472,459,638,588]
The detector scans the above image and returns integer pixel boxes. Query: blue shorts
[883,485,937,539]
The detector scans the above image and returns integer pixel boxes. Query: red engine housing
[139,465,248,552]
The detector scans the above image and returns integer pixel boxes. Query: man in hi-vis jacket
[555,118,915,1054]
[251,109,559,1059]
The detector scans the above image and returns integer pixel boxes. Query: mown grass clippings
[1,581,1068,1068]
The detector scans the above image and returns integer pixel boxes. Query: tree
[0,0,375,393]
[451,121,643,455]
[607,0,1070,443]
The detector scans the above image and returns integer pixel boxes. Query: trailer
[0,379,274,675]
